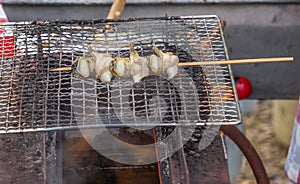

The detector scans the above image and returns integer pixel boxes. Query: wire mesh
[0,15,241,133]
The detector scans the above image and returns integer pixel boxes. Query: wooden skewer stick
[50,57,293,72]
[178,57,294,66]
[51,67,72,72]
[105,0,126,29]
[106,0,126,20]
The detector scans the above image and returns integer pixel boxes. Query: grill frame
[0,15,241,133]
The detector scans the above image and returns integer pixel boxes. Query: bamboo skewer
[106,0,126,20]
[50,57,294,72]
[51,67,72,72]
[105,0,126,29]
[178,57,294,66]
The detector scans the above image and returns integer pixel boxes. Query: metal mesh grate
[0,15,241,133]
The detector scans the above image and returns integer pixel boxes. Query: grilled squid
[150,43,179,79]
[88,46,113,83]
[113,43,149,83]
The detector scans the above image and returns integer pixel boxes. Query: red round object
[235,76,252,100]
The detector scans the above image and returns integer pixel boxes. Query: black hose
[220,125,270,184]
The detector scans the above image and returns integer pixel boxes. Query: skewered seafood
[128,43,150,83]
[75,46,114,83]
[150,43,179,79]
[88,46,114,83]
[111,57,130,77]
[76,43,179,83]
[76,56,94,78]
[112,43,150,83]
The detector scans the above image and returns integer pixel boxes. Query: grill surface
[0,15,241,133]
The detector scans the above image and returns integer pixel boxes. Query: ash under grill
[0,15,241,133]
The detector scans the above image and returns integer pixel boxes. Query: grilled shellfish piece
[76,56,95,78]
[129,43,150,83]
[150,43,179,79]
[112,43,149,83]
[88,46,113,83]
[112,57,130,77]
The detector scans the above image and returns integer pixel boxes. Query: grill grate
[0,15,241,133]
